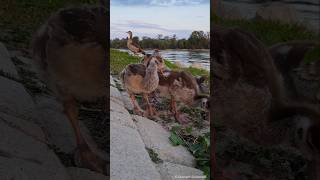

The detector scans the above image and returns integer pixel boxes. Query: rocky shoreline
[0,41,205,180]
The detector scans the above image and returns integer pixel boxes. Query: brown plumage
[212,26,320,178]
[126,31,146,55]
[157,70,208,123]
[32,5,107,174]
[120,52,162,117]
[141,50,166,75]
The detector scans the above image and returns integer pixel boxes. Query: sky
[110,0,210,39]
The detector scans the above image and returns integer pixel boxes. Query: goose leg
[143,93,158,117]
[63,96,106,174]
[129,93,144,116]
[170,96,189,124]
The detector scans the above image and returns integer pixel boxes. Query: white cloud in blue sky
[111,0,210,39]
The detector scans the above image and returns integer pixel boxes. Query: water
[118,49,210,70]
[221,0,320,31]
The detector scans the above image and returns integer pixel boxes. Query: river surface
[118,49,210,70]
[221,0,320,31]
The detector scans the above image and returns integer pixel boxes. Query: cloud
[111,20,195,39]
[111,0,209,6]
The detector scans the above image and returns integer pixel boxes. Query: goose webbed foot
[74,144,107,174]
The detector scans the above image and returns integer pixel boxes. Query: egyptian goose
[120,52,163,117]
[126,31,146,55]
[32,5,107,173]
[157,70,209,123]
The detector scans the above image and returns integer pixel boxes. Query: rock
[110,98,127,114]
[157,162,205,180]
[120,91,134,111]
[110,86,123,104]
[0,112,45,142]
[16,56,39,73]
[110,108,136,129]
[67,167,107,180]
[0,157,71,180]
[35,95,106,159]
[133,115,196,167]
[110,75,116,87]
[34,95,76,153]
[0,42,19,79]
[110,122,161,180]
[255,2,299,24]
[0,120,70,180]
[0,76,35,120]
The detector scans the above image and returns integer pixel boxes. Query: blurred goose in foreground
[120,52,163,117]
[32,5,107,174]
[126,31,146,55]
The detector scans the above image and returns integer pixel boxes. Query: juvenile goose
[32,5,107,173]
[141,49,166,75]
[126,31,146,55]
[120,53,162,117]
[157,70,209,123]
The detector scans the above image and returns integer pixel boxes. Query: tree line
[110,31,210,49]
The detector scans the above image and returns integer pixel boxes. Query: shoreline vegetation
[110,31,210,50]
[0,0,98,50]
[212,13,320,46]
[110,48,210,78]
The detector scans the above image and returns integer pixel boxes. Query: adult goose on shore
[32,5,107,174]
[126,31,146,55]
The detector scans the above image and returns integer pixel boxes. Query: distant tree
[110,31,209,50]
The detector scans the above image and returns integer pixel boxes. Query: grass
[304,44,320,64]
[214,125,309,179]
[146,148,163,164]
[110,49,141,75]
[0,0,98,49]
[110,49,210,77]
[211,13,320,46]
[169,125,210,180]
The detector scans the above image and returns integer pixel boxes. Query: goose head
[126,31,133,39]
[142,53,166,75]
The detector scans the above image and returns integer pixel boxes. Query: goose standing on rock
[120,52,163,117]
[126,31,146,55]
[32,5,107,174]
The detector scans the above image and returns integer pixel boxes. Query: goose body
[157,70,208,123]
[120,54,161,116]
[33,6,107,100]
[126,31,145,55]
[121,58,159,94]
[32,5,107,173]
